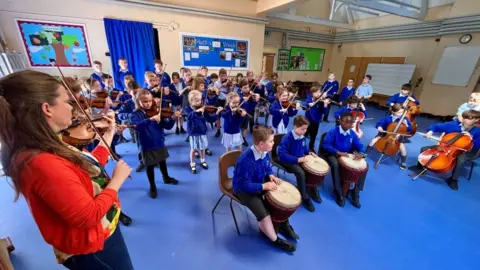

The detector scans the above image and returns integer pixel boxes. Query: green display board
[289,46,325,71]
[276,49,290,71]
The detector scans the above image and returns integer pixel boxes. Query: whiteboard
[432,46,480,87]
[365,64,416,96]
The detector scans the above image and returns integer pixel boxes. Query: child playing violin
[185,90,214,173]
[153,59,171,87]
[278,116,321,212]
[171,72,187,135]
[321,111,366,208]
[409,109,480,190]
[386,83,419,107]
[221,92,246,152]
[239,79,260,145]
[255,73,273,126]
[338,78,356,106]
[144,72,159,93]
[154,85,182,131]
[232,126,297,252]
[304,86,325,152]
[269,88,299,134]
[214,68,229,108]
[320,72,339,122]
[205,86,220,136]
[455,92,480,121]
[81,78,112,117]
[366,103,412,170]
[130,90,179,199]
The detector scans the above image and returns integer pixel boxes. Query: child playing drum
[277,116,322,212]
[321,111,366,208]
[232,126,298,252]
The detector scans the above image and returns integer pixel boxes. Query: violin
[414,132,473,177]
[204,105,217,113]
[281,100,298,109]
[144,101,160,117]
[352,98,366,138]
[95,90,109,99]
[110,90,120,99]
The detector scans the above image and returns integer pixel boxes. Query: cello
[351,97,366,139]
[405,77,423,136]
[373,99,412,169]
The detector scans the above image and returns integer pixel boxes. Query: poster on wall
[16,19,92,67]
[180,32,249,70]
[276,49,290,71]
[289,46,325,71]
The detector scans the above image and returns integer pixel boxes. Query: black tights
[146,160,169,187]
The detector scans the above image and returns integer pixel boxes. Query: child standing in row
[270,88,299,134]
[221,92,246,152]
[130,90,179,199]
[304,87,325,152]
[186,90,210,173]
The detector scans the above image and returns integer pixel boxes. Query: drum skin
[265,181,301,223]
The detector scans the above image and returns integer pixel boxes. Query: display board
[276,49,290,71]
[365,63,416,96]
[432,46,480,87]
[289,46,325,71]
[180,32,249,70]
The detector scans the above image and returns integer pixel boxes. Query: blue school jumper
[115,69,134,90]
[221,106,245,135]
[321,80,339,98]
[155,71,172,87]
[184,106,208,136]
[376,115,413,133]
[277,131,310,164]
[386,93,420,106]
[322,126,364,155]
[269,100,298,129]
[338,86,355,103]
[90,72,105,89]
[130,110,172,151]
[233,146,273,194]
[428,121,480,150]
[204,94,218,124]
[304,94,324,124]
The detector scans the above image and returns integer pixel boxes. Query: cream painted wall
[0,0,265,78]
[152,0,258,16]
[263,31,333,82]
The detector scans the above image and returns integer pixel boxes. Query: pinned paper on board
[350,65,356,72]
[226,52,232,61]
[235,59,240,67]
[191,52,199,59]
[212,41,221,48]
[184,52,191,61]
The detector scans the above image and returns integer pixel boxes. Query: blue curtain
[104,18,155,89]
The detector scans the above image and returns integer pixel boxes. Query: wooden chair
[270,134,287,176]
[212,150,243,235]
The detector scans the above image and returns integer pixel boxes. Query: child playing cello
[366,103,412,170]
[409,109,480,190]
[233,126,298,252]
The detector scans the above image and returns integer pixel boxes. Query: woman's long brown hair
[0,70,96,201]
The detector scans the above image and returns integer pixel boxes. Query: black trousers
[419,145,477,180]
[279,163,309,200]
[134,132,143,164]
[306,122,320,150]
[325,154,366,194]
[323,103,332,121]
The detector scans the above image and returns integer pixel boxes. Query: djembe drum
[338,154,368,197]
[264,181,301,223]
[301,155,330,187]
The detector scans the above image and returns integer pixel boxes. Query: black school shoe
[334,191,345,207]
[273,237,296,252]
[446,177,459,191]
[350,191,361,209]
[303,199,315,212]
[119,212,132,226]
[205,149,213,156]
[279,221,299,240]
[215,129,221,138]
[309,187,322,203]
[148,185,158,199]
[163,177,179,185]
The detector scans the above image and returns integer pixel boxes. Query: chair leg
[211,194,225,214]
[468,162,475,181]
[230,198,241,235]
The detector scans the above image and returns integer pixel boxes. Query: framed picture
[16,19,92,67]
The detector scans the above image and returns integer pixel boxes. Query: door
[340,57,362,88]
[263,54,275,77]
[356,57,382,84]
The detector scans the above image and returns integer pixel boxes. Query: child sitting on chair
[277,115,321,212]
[233,126,298,252]
[321,111,365,208]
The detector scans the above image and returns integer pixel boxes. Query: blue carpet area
[1,105,479,270]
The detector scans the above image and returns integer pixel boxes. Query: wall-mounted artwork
[16,19,92,67]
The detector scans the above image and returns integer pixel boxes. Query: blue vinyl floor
[1,105,480,270]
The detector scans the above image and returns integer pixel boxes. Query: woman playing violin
[0,70,134,269]
[409,110,480,190]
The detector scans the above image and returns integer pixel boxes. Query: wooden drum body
[338,154,368,197]
[265,181,301,223]
[301,155,330,187]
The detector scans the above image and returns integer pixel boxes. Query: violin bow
[50,60,133,181]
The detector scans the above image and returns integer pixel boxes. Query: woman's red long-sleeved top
[17,145,119,256]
